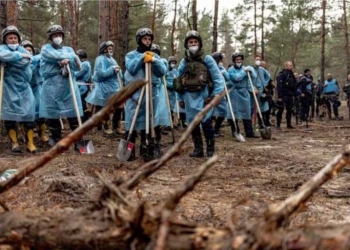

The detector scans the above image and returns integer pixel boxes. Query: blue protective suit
[75,60,91,95]
[252,66,270,112]
[0,45,35,122]
[124,50,167,131]
[29,54,43,120]
[176,55,224,124]
[213,65,228,117]
[158,58,171,126]
[323,79,339,94]
[86,54,121,106]
[166,67,178,112]
[40,43,82,119]
[227,65,257,120]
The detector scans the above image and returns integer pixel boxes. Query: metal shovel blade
[117,139,134,162]
[77,139,95,154]
[260,127,272,140]
[234,132,246,142]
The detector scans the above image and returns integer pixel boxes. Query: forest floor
[0,104,350,231]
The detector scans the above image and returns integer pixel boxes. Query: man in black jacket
[276,61,297,129]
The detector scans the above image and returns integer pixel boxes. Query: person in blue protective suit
[124,28,167,162]
[75,49,92,123]
[0,26,37,153]
[21,40,49,143]
[150,43,171,137]
[40,24,83,150]
[85,41,123,135]
[227,52,260,138]
[165,56,178,121]
[297,69,313,122]
[176,30,224,157]
[211,52,228,137]
[322,73,340,120]
[276,61,297,129]
[251,54,271,129]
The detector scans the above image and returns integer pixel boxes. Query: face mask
[170,63,176,68]
[218,62,223,67]
[255,60,261,66]
[7,44,19,50]
[109,52,113,57]
[236,63,242,67]
[188,46,199,54]
[53,37,62,46]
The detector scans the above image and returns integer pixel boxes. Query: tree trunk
[212,0,219,53]
[170,0,177,56]
[0,1,7,30]
[99,0,110,45]
[151,0,157,35]
[191,0,197,31]
[253,0,257,56]
[343,0,350,74]
[6,0,17,26]
[120,1,129,68]
[261,0,265,59]
[321,0,326,84]
[67,0,76,49]
[60,0,65,32]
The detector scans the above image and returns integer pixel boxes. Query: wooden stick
[265,145,350,228]
[0,80,146,196]
[122,92,226,191]
[154,209,172,250]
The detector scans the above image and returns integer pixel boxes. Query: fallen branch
[264,145,350,229]
[121,92,226,191]
[0,80,146,196]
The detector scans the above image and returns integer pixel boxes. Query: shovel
[224,81,245,142]
[162,76,175,144]
[247,71,272,140]
[0,64,4,121]
[117,85,145,161]
[66,64,95,154]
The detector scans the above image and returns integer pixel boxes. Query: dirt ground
[0,104,350,231]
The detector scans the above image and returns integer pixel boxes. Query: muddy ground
[0,104,350,232]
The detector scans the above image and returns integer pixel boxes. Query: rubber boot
[38,123,49,142]
[189,136,204,157]
[115,120,125,135]
[103,119,114,135]
[287,120,295,129]
[25,129,37,153]
[8,129,21,153]
[206,139,215,157]
[48,128,62,146]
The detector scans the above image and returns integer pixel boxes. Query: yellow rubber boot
[39,123,49,142]
[103,119,113,135]
[8,129,21,153]
[26,129,37,153]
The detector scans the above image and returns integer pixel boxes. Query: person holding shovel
[40,24,84,151]
[0,26,37,153]
[85,41,123,135]
[175,30,224,157]
[123,28,167,162]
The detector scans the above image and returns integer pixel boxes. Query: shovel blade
[260,127,272,140]
[117,139,134,162]
[234,132,246,142]
[78,139,95,154]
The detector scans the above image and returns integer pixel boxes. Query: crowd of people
[0,24,346,161]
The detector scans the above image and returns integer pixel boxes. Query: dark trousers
[47,117,79,141]
[228,119,255,137]
[276,96,293,126]
[300,95,312,121]
[4,121,35,131]
[112,108,124,128]
[324,99,339,118]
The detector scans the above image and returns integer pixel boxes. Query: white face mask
[218,62,223,67]
[236,63,242,67]
[109,52,113,57]
[53,37,62,46]
[7,44,19,50]
[255,60,261,66]
[188,46,199,54]
[170,63,176,68]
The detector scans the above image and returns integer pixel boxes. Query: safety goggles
[138,28,152,36]
[49,25,63,33]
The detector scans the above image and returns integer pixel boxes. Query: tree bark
[120,1,129,68]
[212,0,219,53]
[253,0,257,56]
[191,0,197,31]
[99,0,110,45]
[6,0,18,26]
[170,0,177,56]
[343,0,350,74]
[321,0,326,84]
[261,0,265,59]
[151,0,157,35]
[60,0,65,32]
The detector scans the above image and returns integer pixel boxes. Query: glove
[145,51,154,57]
[179,101,185,109]
[59,59,70,66]
[144,54,155,63]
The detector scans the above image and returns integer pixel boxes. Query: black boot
[189,136,204,157]
[287,120,295,129]
[206,139,215,157]
[140,141,155,162]
[243,119,259,138]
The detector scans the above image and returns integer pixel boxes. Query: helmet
[135,28,153,45]
[21,40,34,53]
[168,56,177,63]
[232,52,244,62]
[2,25,21,44]
[46,25,64,40]
[151,43,161,56]
[184,30,202,49]
[99,41,113,54]
[76,49,87,59]
[212,52,225,62]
